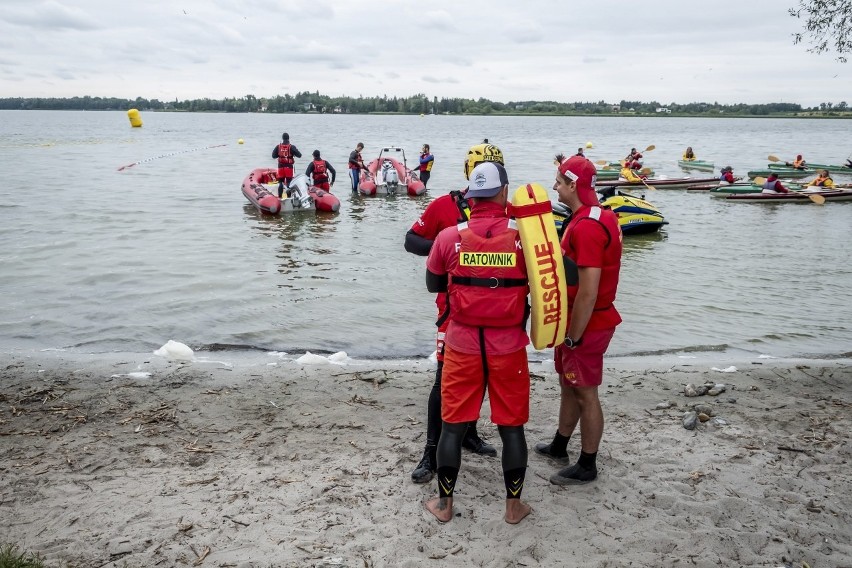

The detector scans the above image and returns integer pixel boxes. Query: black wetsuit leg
[435,421,466,498]
[498,424,528,499]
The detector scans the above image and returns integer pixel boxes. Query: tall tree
[789,0,852,62]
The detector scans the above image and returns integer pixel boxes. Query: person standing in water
[415,144,435,189]
[272,133,302,198]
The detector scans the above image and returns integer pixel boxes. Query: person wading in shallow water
[272,133,302,198]
[424,161,532,524]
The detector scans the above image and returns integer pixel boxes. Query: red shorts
[441,345,529,426]
[277,166,294,179]
[554,327,616,388]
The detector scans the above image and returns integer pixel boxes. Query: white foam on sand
[295,351,350,365]
[153,340,194,361]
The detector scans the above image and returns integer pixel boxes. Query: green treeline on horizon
[0,92,850,117]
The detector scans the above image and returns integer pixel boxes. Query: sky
[1,0,848,108]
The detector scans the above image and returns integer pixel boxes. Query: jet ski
[552,190,667,236]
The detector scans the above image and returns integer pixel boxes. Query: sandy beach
[1,351,850,568]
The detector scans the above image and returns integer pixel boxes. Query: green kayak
[747,168,812,179]
[678,159,714,172]
[792,163,852,175]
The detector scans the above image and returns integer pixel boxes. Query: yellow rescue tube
[510,183,568,349]
[127,108,143,127]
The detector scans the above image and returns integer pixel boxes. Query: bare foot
[504,499,531,524]
[425,496,453,523]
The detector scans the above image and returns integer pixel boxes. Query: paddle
[767,155,780,163]
[752,176,825,204]
[644,145,656,153]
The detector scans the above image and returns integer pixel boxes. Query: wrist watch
[564,336,583,349]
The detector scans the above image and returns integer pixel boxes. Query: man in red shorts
[272,133,302,198]
[535,154,622,485]
[404,143,505,485]
[424,161,532,524]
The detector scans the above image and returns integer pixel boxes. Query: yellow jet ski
[552,190,667,236]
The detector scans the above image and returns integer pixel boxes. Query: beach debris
[296,351,350,365]
[189,544,210,566]
[710,417,728,426]
[154,340,194,361]
[708,384,727,396]
[110,371,152,379]
[682,411,698,430]
[693,404,715,416]
[684,384,708,397]
[655,401,674,409]
[711,366,737,373]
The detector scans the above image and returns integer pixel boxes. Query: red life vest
[448,221,528,328]
[312,160,328,183]
[277,143,294,166]
[562,206,621,316]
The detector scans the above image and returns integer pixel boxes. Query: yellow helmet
[464,143,504,179]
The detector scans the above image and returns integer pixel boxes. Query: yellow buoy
[585,141,593,148]
[238,138,244,144]
[127,108,142,128]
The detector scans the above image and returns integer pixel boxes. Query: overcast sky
[1,0,847,107]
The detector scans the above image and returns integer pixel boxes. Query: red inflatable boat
[241,169,340,214]
[358,147,426,196]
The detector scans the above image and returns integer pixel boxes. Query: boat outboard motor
[288,175,314,209]
[382,160,400,194]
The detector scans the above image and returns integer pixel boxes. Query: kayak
[725,189,852,203]
[795,163,852,175]
[747,168,812,179]
[678,159,714,172]
[597,176,718,190]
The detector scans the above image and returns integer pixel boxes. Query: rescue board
[509,183,569,349]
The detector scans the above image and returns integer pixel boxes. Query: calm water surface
[1,111,851,364]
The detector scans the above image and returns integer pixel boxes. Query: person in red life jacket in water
[415,144,435,189]
[424,161,532,525]
[761,173,791,194]
[305,149,336,191]
[536,155,623,486]
[272,133,302,198]
[403,143,506,486]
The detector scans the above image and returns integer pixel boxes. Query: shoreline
[1,352,850,567]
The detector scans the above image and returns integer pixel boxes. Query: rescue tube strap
[508,200,552,219]
[451,276,528,289]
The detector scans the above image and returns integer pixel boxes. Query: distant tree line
[0,93,847,116]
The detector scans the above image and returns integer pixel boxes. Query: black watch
[564,335,583,349]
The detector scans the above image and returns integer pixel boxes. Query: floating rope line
[117,143,227,171]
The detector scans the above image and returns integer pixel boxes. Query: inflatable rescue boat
[241,169,340,214]
[358,147,426,196]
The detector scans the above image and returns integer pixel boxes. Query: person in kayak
[785,155,807,170]
[682,147,696,161]
[624,148,643,169]
[761,173,791,194]
[804,170,835,188]
[719,166,737,185]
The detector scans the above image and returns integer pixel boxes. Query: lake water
[1,110,851,365]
